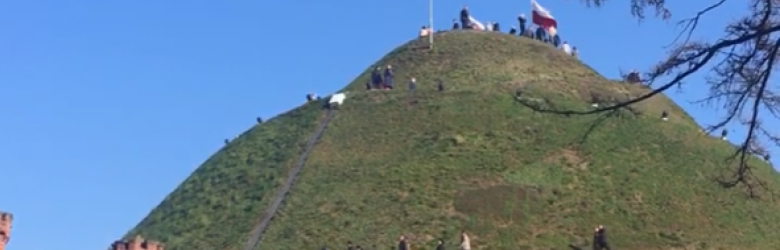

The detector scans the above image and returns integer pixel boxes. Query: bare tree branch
[562,0,780,196]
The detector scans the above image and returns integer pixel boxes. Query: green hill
[124,31,780,250]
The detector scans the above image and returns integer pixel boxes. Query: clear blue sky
[0,1,773,250]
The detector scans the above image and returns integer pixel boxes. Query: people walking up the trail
[256,117,263,123]
[509,26,517,35]
[460,6,471,29]
[572,46,578,58]
[452,19,460,29]
[371,67,383,89]
[518,14,527,35]
[398,236,410,250]
[459,231,471,250]
[534,26,545,41]
[661,110,669,121]
[384,65,395,89]
[593,225,611,250]
[436,239,446,250]
[561,41,572,55]
[437,79,445,92]
[492,22,500,32]
[409,77,417,91]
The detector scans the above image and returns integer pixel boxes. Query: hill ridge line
[241,108,335,250]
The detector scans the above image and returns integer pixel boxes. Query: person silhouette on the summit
[535,26,545,41]
[509,26,517,35]
[452,19,460,29]
[551,34,561,47]
[460,5,471,29]
[517,14,527,35]
[492,22,500,32]
[592,225,611,250]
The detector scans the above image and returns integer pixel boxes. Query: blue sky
[0,0,772,250]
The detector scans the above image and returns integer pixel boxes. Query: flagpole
[428,0,434,49]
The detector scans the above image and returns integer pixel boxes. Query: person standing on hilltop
[452,19,460,30]
[534,26,545,41]
[460,5,471,29]
[459,231,471,250]
[517,14,527,35]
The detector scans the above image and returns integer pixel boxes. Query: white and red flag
[531,0,557,30]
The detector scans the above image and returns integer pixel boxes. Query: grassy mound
[125,31,780,250]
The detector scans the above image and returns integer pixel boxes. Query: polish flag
[531,0,557,29]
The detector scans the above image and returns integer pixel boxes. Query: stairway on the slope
[242,108,335,250]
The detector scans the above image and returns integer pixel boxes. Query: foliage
[575,0,780,193]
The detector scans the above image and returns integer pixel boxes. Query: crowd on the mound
[419,5,578,57]
[317,227,612,250]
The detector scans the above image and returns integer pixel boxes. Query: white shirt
[562,43,572,54]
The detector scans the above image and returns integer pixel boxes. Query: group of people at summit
[420,4,578,57]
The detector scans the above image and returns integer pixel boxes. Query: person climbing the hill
[593,225,611,250]
[384,65,395,89]
[409,77,417,91]
[436,238,446,250]
[459,231,471,250]
[571,46,578,58]
[398,235,410,250]
[437,79,444,92]
[460,5,471,29]
[518,14,527,35]
[452,19,460,30]
[347,241,355,250]
[371,67,383,89]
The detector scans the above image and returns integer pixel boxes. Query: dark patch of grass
[128,31,780,250]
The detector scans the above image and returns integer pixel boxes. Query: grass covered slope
[127,31,780,250]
